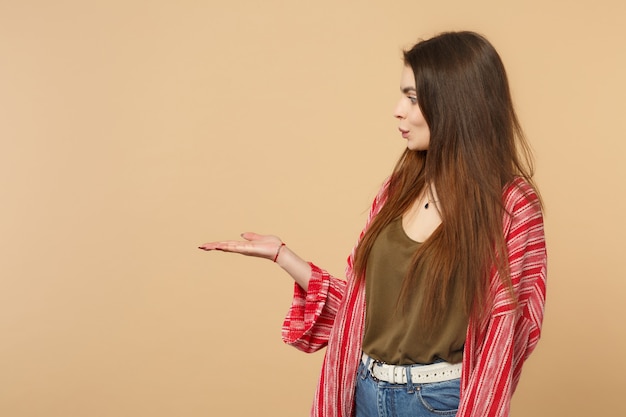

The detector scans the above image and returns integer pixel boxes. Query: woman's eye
[408,96,418,104]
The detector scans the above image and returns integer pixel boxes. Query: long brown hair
[353,31,539,332]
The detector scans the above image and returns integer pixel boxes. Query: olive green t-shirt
[361,217,467,365]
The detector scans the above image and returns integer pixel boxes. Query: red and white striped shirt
[282,177,547,417]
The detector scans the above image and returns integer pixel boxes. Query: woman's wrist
[272,242,286,263]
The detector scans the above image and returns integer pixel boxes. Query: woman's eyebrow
[401,86,417,94]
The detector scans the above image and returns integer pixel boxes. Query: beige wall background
[1,0,624,416]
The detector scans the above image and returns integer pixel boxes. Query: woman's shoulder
[503,176,541,211]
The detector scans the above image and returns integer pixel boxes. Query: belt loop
[405,365,415,393]
[361,353,372,379]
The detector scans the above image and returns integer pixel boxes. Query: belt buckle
[372,359,405,384]
[370,359,384,383]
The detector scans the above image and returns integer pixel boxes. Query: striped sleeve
[281,264,347,353]
[458,178,547,417]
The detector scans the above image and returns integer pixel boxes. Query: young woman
[199,31,547,417]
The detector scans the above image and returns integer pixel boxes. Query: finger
[198,241,239,251]
[198,243,216,250]
[240,232,263,241]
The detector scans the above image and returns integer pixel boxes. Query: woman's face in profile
[393,66,430,151]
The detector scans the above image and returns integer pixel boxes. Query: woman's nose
[393,101,405,119]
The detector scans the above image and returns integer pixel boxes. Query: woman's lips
[399,128,409,138]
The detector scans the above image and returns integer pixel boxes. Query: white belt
[362,353,462,384]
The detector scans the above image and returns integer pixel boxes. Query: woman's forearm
[275,246,311,291]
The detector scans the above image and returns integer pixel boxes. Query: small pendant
[424,202,429,209]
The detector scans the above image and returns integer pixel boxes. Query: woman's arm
[198,232,312,290]
[458,178,547,417]
[199,231,347,352]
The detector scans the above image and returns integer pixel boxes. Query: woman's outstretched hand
[198,232,312,290]
[198,232,283,261]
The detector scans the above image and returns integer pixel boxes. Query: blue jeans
[355,358,460,417]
